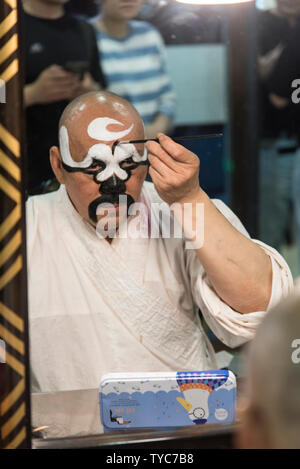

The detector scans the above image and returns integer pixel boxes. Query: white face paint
[87,117,134,141]
[59,117,147,181]
[86,142,147,182]
[59,125,92,169]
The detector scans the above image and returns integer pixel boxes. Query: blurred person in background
[237,291,300,449]
[23,0,106,195]
[91,0,176,139]
[138,0,221,45]
[258,0,300,271]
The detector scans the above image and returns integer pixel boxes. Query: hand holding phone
[24,64,79,106]
[64,61,89,81]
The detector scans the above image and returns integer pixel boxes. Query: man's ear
[50,146,65,184]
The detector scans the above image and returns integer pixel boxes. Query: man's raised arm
[147,133,278,314]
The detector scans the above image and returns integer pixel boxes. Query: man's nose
[100,175,126,194]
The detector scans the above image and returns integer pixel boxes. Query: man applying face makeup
[27,91,293,398]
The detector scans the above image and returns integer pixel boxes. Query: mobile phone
[64,61,89,80]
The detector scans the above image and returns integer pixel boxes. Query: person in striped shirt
[91,0,176,138]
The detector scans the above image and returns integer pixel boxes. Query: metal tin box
[99,370,236,432]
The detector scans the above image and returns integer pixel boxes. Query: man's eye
[90,160,105,170]
[120,157,135,168]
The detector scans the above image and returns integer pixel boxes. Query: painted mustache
[88,193,135,224]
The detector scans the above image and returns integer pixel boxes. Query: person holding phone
[22,0,106,195]
[91,0,176,140]
[257,0,300,268]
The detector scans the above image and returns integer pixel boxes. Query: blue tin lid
[99,370,236,431]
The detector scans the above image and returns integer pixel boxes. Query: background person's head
[237,292,300,449]
[276,0,300,19]
[23,0,70,8]
[100,0,143,22]
[50,91,147,231]
[22,0,70,18]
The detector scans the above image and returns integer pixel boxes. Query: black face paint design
[62,142,149,224]
[88,175,135,224]
[62,155,149,184]
[62,160,143,224]
[88,192,135,224]
[112,140,119,155]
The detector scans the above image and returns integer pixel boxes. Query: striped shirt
[93,20,176,125]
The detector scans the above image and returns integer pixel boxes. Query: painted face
[59,115,148,226]
[60,118,148,184]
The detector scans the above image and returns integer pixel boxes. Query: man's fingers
[148,165,166,186]
[156,133,193,163]
[50,75,79,86]
[148,152,177,179]
[46,65,70,76]
[48,88,78,101]
[146,140,180,173]
[46,65,78,82]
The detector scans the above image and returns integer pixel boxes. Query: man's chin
[96,203,128,221]
[94,205,129,238]
[88,194,135,225]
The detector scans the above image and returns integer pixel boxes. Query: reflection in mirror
[15,0,295,447]
[257,0,300,278]
[28,0,237,441]
[26,0,232,441]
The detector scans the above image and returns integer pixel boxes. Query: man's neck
[23,0,65,20]
[98,16,129,39]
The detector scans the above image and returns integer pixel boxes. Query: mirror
[19,0,298,444]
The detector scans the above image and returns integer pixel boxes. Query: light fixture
[176,0,253,4]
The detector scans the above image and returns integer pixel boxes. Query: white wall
[256,0,276,10]
[165,44,228,126]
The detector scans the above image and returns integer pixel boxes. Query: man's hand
[69,72,101,100]
[147,134,272,315]
[24,65,79,107]
[269,92,289,109]
[146,133,201,205]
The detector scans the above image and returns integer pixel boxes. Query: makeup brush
[112,133,223,153]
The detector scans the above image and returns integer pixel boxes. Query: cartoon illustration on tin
[176,373,229,424]
[100,370,236,430]
[109,409,131,425]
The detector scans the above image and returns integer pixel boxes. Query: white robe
[26,182,293,393]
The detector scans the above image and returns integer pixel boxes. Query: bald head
[58,91,145,169]
[59,91,144,139]
[242,292,300,448]
[50,91,148,229]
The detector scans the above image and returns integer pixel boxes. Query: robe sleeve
[185,198,294,348]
